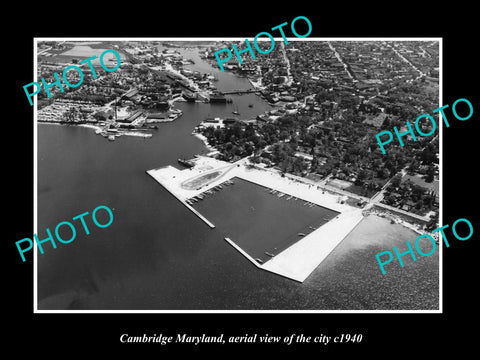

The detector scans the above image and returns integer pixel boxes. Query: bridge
[219,89,260,95]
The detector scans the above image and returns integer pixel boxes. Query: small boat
[248,104,253,108]
[178,158,195,168]
[265,252,275,257]
[232,105,240,115]
[108,135,115,141]
[309,226,317,230]
[298,233,306,236]
[255,258,264,264]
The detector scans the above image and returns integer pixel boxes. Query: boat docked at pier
[178,158,196,168]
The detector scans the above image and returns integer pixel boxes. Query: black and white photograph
[33,38,441,311]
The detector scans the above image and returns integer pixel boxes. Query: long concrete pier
[224,238,262,269]
[146,169,215,229]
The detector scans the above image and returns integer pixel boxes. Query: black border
[6,5,478,355]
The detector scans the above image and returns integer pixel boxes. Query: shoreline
[38,121,153,139]
[363,207,438,242]
[246,76,266,91]
[192,133,220,156]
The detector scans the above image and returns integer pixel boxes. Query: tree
[311,156,319,172]
[390,173,402,188]
[365,181,377,194]
[425,165,435,183]
[355,169,368,186]
[79,111,88,123]
[380,168,391,179]
[407,159,419,174]
[251,155,261,164]
[63,107,78,123]
[244,124,255,138]
[373,158,383,171]
[293,157,306,174]
[213,128,223,142]
[231,121,243,139]
[411,185,425,201]
[423,192,434,208]
[420,143,437,165]
[415,199,423,211]
[280,157,293,173]
[279,130,289,141]
[384,194,396,205]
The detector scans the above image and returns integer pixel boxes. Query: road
[371,202,430,222]
[370,169,405,204]
[38,46,52,56]
[38,41,66,56]
[366,167,430,222]
[384,41,426,79]
[327,42,355,81]
[280,41,293,87]
[251,164,371,203]
[250,161,430,222]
